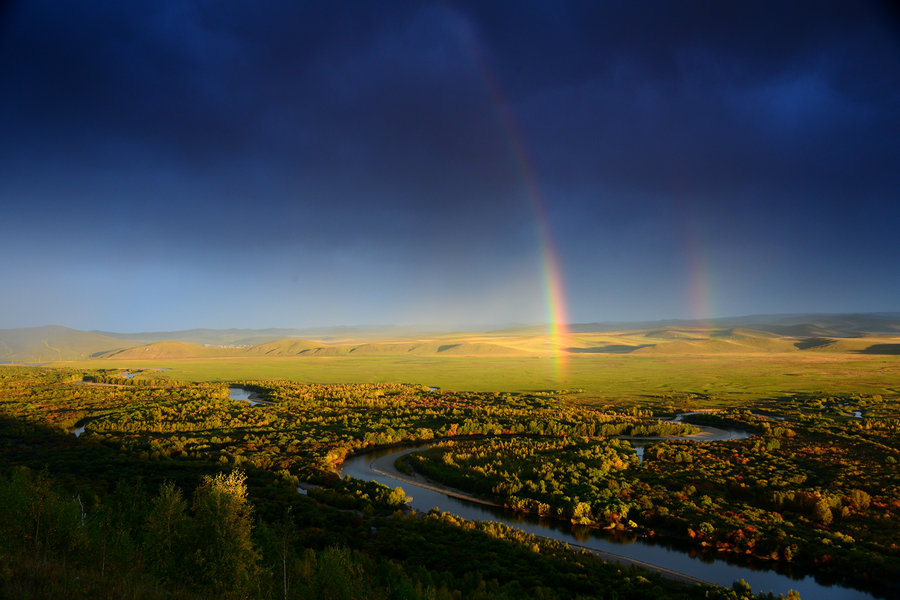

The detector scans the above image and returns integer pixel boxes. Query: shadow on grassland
[858,344,900,355]
[566,344,655,354]
[794,337,835,350]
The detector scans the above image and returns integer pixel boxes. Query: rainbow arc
[453,22,571,380]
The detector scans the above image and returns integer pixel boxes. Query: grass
[55,351,900,407]
[9,324,897,408]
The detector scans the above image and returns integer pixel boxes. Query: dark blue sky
[1,1,898,331]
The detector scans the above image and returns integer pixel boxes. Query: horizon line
[3,310,899,335]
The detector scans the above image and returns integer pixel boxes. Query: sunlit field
[58,351,900,408]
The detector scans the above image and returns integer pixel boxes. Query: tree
[848,489,871,511]
[259,507,298,600]
[144,481,187,582]
[312,546,365,600]
[732,578,752,595]
[388,486,410,507]
[189,470,261,598]
[813,498,833,525]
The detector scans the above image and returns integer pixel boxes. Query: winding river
[62,387,877,597]
[341,420,876,599]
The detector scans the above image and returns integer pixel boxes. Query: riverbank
[370,447,500,507]
[368,446,712,586]
[228,386,274,405]
[341,434,876,599]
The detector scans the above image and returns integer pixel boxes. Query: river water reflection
[341,428,875,599]
[228,387,262,406]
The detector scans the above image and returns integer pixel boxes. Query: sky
[1,1,899,332]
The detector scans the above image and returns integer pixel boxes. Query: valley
[0,317,898,599]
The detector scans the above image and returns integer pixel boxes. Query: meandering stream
[341,419,875,599]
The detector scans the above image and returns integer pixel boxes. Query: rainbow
[453,22,571,380]
[684,216,716,330]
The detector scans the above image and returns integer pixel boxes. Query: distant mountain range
[1,313,898,362]
[0,325,145,362]
[566,313,900,337]
[91,324,453,346]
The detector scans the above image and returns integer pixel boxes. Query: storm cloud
[0,1,897,330]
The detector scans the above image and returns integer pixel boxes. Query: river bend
[341,422,874,599]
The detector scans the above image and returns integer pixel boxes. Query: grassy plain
[58,351,900,408]
[11,323,896,408]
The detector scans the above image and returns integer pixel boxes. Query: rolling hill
[0,325,143,361]
[243,339,321,355]
[2,313,900,362]
[97,341,238,359]
[242,339,530,357]
[566,313,900,337]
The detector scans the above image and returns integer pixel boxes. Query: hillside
[92,324,458,346]
[3,313,900,362]
[0,325,143,361]
[244,339,530,357]
[93,327,313,347]
[97,341,239,359]
[566,313,900,338]
[243,339,321,355]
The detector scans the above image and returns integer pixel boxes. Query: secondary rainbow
[683,215,716,330]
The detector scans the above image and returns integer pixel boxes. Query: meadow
[58,351,900,408]
[8,320,899,406]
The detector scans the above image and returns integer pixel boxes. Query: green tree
[258,507,299,600]
[732,578,752,595]
[312,546,365,600]
[189,470,260,598]
[144,481,188,582]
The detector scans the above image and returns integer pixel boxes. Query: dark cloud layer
[0,1,897,329]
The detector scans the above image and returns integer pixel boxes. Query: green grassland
[57,351,900,408]
[6,322,900,408]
